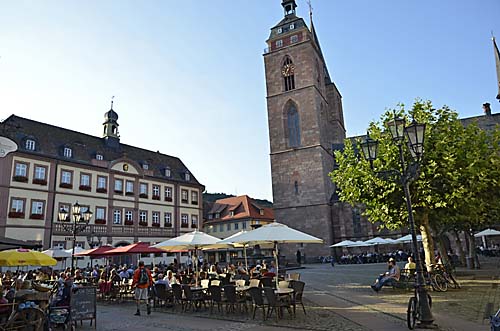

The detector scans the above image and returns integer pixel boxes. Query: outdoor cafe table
[275,288,294,295]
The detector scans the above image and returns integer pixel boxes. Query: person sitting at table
[165,270,177,287]
[119,268,129,280]
[74,269,84,282]
[237,262,248,275]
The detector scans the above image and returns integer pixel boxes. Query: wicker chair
[248,287,267,321]
[290,280,306,315]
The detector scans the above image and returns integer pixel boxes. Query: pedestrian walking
[132,260,153,316]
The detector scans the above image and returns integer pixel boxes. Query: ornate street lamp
[58,201,93,275]
[361,114,434,328]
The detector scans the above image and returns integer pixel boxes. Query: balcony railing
[53,222,174,237]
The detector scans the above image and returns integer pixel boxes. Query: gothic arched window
[287,104,300,147]
[282,57,296,91]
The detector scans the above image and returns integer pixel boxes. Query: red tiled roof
[207,195,274,222]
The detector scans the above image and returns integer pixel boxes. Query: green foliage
[331,99,500,233]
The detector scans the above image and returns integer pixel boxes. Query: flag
[493,36,500,101]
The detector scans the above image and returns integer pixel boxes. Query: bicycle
[407,285,433,329]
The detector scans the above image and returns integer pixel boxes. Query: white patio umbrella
[474,229,500,249]
[346,240,373,247]
[365,237,392,245]
[43,248,72,259]
[330,240,357,247]
[396,234,422,243]
[383,238,400,244]
[205,231,249,270]
[474,229,500,237]
[153,230,221,286]
[64,247,86,255]
[229,222,323,287]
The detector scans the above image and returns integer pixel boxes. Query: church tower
[264,0,346,257]
[103,98,120,148]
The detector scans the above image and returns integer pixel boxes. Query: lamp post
[86,231,102,269]
[360,113,434,327]
[58,202,93,275]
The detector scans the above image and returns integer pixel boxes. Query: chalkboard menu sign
[70,286,96,326]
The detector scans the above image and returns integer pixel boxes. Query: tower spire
[492,34,500,102]
[281,0,297,17]
[110,95,115,110]
[307,0,313,26]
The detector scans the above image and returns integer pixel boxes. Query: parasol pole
[243,244,248,272]
[274,241,279,288]
[195,246,199,287]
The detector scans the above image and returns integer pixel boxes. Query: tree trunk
[453,229,466,266]
[436,234,450,265]
[465,230,477,269]
[419,212,435,271]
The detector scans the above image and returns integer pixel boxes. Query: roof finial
[110,96,115,110]
[307,0,313,24]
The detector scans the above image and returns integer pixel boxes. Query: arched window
[287,104,300,147]
[282,57,295,91]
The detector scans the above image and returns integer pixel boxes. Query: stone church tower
[264,0,350,258]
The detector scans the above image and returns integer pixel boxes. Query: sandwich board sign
[0,137,17,158]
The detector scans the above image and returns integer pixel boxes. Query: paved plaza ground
[74,258,499,331]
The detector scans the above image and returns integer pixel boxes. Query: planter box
[181,224,189,228]
[13,176,28,183]
[181,200,188,204]
[125,192,135,196]
[29,214,44,220]
[139,221,148,227]
[114,190,123,194]
[59,183,72,189]
[139,193,148,199]
[32,179,47,185]
[8,212,24,218]
[152,223,160,227]
[124,220,134,226]
[164,197,173,202]
[79,185,91,191]
[164,223,172,228]
[94,219,106,225]
[152,195,160,201]
[96,188,107,193]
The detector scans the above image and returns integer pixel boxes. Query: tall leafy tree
[331,100,500,268]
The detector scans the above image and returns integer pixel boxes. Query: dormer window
[290,23,295,30]
[25,139,36,151]
[63,147,72,158]
[208,214,213,220]
[142,163,149,170]
[215,213,220,219]
[230,211,234,217]
[185,171,190,181]
[164,168,171,177]
[277,27,283,34]
[276,40,283,48]
[96,154,103,161]
[259,209,264,216]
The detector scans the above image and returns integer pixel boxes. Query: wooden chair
[235,280,246,287]
[210,280,221,287]
[182,285,205,312]
[288,273,301,281]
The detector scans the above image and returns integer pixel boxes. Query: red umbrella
[75,245,114,257]
[105,242,164,255]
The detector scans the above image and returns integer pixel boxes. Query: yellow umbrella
[0,248,57,266]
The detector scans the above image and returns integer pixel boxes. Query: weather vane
[111,95,115,110]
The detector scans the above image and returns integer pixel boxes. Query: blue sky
[1,0,499,201]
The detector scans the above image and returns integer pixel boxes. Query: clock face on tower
[281,64,295,77]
